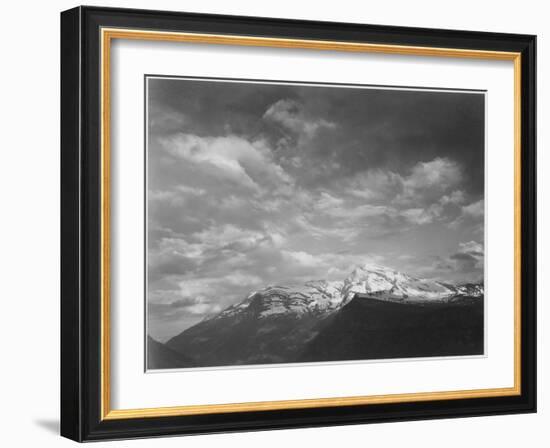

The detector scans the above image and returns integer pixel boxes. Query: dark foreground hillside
[146,335,195,370]
[164,301,324,367]
[299,296,484,362]
[148,295,483,369]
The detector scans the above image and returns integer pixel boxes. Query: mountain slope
[299,296,484,362]
[147,335,195,369]
[165,289,332,367]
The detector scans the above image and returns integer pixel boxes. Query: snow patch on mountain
[455,283,484,297]
[341,263,462,304]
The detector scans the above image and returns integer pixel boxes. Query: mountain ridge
[204,262,483,323]
[158,263,484,369]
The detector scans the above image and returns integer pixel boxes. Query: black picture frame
[61,5,536,442]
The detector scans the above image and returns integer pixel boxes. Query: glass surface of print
[146,77,486,371]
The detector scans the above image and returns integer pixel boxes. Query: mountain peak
[341,263,481,303]
[348,262,413,282]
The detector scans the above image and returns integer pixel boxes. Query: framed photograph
[60,6,536,442]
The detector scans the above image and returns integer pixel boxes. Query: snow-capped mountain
[163,263,484,368]
[213,263,483,321]
[340,263,481,303]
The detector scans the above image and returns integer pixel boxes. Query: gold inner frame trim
[100,27,522,421]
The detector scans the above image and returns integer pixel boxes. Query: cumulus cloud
[161,133,293,194]
[396,157,462,206]
[336,158,471,228]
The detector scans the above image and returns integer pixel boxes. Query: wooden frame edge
[99,27,523,421]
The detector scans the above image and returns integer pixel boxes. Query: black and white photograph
[54,4,538,443]
[145,77,486,370]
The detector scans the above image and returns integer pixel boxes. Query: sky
[146,77,485,341]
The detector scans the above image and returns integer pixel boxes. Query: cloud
[161,133,293,193]
[263,98,336,139]
[149,223,282,282]
[450,240,484,271]
[178,273,263,298]
[148,293,224,320]
[316,192,345,210]
[449,199,484,233]
[192,224,266,251]
[440,190,466,205]
[338,158,469,228]
[397,157,462,206]
[322,204,391,220]
[458,240,484,256]
[280,250,383,280]
[431,240,484,282]
[401,208,434,225]
[148,102,187,135]
[290,214,361,242]
[346,170,404,201]
[462,200,484,217]
[149,185,206,207]
[345,158,463,207]
[283,250,324,268]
